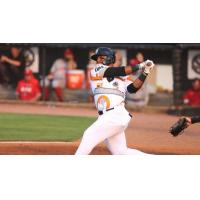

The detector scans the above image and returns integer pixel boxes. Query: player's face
[136,53,144,63]
[11,47,21,58]
[96,55,107,64]
[96,55,113,67]
[25,74,32,82]
[193,80,200,90]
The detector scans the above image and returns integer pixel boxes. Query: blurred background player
[64,48,77,70]
[113,50,123,67]
[44,51,68,102]
[183,78,200,106]
[0,47,25,88]
[129,52,144,66]
[16,69,41,101]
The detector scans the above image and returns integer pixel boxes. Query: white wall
[156,64,173,91]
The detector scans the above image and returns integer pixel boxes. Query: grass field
[0,113,96,141]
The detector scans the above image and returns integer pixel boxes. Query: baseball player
[44,58,67,101]
[169,115,200,136]
[75,47,155,155]
[16,69,41,101]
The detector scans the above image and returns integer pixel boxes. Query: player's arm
[191,116,200,124]
[126,71,149,93]
[103,60,153,78]
[126,61,154,93]
[30,83,42,102]
[30,93,41,101]
[103,64,140,77]
[1,55,21,67]
[48,62,57,79]
[181,115,200,128]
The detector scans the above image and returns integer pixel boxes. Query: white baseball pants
[75,105,147,155]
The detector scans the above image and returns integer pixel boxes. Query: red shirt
[16,78,41,101]
[129,58,140,66]
[183,89,200,106]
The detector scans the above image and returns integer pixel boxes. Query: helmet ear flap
[102,53,116,65]
[102,57,111,65]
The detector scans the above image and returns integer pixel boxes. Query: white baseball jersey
[90,64,132,111]
[51,58,67,79]
[50,58,67,88]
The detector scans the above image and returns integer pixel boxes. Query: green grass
[0,113,96,141]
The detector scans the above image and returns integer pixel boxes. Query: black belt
[98,108,114,115]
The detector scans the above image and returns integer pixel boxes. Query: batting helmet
[91,47,116,65]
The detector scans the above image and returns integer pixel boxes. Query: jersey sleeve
[35,87,41,95]
[125,76,133,88]
[191,116,200,124]
[50,59,60,74]
[95,64,109,78]
[90,64,108,80]
[35,80,41,93]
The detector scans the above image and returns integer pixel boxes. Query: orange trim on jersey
[127,76,133,81]
[97,95,110,109]
[90,72,102,81]
[116,76,133,82]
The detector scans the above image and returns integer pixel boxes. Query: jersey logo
[95,65,104,72]
[112,81,118,87]
[21,86,32,92]
[97,95,110,110]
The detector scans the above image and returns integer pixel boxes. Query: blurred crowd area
[0,44,200,108]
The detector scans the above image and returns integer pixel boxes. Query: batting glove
[143,60,155,74]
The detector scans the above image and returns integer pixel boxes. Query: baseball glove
[169,117,189,137]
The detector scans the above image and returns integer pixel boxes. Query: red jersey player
[16,69,41,101]
[183,79,200,106]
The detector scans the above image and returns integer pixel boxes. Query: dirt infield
[0,102,200,155]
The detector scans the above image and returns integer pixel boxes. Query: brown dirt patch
[0,102,199,155]
[0,142,110,155]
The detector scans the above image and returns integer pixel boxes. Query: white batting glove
[138,61,146,69]
[143,60,155,74]
[138,60,154,68]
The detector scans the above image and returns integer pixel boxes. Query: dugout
[0,43,200,109]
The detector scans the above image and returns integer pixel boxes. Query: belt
[98,107,133,118]
[98,108,114,115]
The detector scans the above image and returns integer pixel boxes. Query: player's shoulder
[31,78,39,85]
[94,64,108,71]
[185,89,194,95]
[90,64,109,80]
[17,80,26,88]
[91,64,107,75]
[117,75,133,82]
[52,58,66,66]
[125,75,133,81]
[18,79,25,85]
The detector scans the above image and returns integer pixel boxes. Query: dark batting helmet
[91,47,116,65]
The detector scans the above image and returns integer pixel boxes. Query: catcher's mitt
[169,117,189,137]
